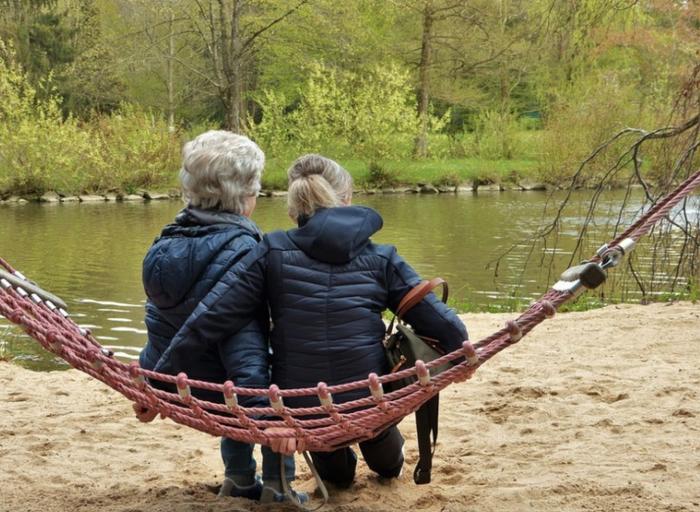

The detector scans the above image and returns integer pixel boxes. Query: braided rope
[1,169,699,451]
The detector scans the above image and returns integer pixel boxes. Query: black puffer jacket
[141,207,269,406]
[157,206,467,407]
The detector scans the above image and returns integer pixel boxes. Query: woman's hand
[132,403,158,423]
[266,427,303,455]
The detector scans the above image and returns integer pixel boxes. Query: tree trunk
[166,9,175,133]
[230,0,244,133]
[414,1,433,158]
[218,0,244,133]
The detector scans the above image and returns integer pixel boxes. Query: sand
[1,302,699,512]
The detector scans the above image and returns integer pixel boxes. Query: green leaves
[250,62,419,161]
[0,43,179,196]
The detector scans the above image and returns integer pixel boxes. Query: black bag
[383,278,450,484]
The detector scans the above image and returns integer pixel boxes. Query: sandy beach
[1,302,699,512]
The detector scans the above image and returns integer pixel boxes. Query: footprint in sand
[4,393,29,402]
[593,418,623,433]
[29,440,55,454]
[642,463,667,472]
[415,492,447,509]
[441,474,464,485]
[438,464,457,476]
[655,385,691,397]
[672,408,695,418]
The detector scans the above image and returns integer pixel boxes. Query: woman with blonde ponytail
[286,154,352,219]
[163,154,468,490]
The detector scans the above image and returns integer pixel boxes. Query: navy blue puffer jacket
[157,206,467,408]
[141,207,269,406]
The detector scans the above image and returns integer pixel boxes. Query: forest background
[0,0,698,196]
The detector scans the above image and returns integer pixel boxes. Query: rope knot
[505,320,523,343]
[540,300,556,318]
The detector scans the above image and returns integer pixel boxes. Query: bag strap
[280,451,328,511]
[397,277,448,319]
[387,278,448,335]
[413,394,440,484]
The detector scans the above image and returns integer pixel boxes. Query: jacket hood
[287,206,383,264]
[143,207,261,308]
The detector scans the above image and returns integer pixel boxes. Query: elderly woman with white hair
[138,130,302,504]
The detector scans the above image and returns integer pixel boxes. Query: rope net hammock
[1,169,699,453]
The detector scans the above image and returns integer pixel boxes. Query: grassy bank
[0,133,541,198]
[262,156,540,191]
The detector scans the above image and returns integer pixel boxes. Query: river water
[0,190,695,370]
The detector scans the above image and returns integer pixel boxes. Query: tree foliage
[0,0,699,193]
[250,63,420,161]
[0,41,178,196]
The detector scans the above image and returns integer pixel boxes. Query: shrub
[0,40,181,196]
[90,105,180,192]
[473,109,525,160]
[0,41,100,195]
[364,162,399,188]
[538,71,661,185]
[250,63,419,162]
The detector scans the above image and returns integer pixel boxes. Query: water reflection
[0,190,696,370]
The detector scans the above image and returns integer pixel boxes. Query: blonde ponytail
[287,154,353,220]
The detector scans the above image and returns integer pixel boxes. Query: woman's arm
[386,248,468,354]
[154,240,271,376]
[218,312,271,407]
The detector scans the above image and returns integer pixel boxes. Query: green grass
[261,157,540,191]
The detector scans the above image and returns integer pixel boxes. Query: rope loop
[505,320,523,343]
[462,340,479,366]
[317,382,333,410]
[540,300,556,318]
[129,362,146,389]
[176,373,191,401]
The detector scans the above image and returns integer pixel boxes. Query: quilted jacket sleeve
[154,240,271,379]
[385,247,468,354]
[218,313,270,407]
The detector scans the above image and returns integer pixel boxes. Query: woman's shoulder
[362,240,399,260]
[262,229,301,250]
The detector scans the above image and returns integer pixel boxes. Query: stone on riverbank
[79,195,106,202]
[144,192,170,201]
[122,194,145,202]
[418,184,439,194]
[271,190,288,197]
[39,192,61,203]
[437,185,456,193]
[60,196,80,203]
[457,185,474,193]
[518,180,547,191]
[477,183,502,192]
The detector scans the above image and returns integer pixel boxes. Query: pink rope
[1,168,699,450]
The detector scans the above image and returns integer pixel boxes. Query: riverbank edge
[0,179,652,204]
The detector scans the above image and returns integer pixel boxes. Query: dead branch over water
[492,65,700,304]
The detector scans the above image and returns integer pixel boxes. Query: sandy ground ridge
[1,302,699,512]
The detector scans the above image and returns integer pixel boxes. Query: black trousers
[310,426,405,487]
